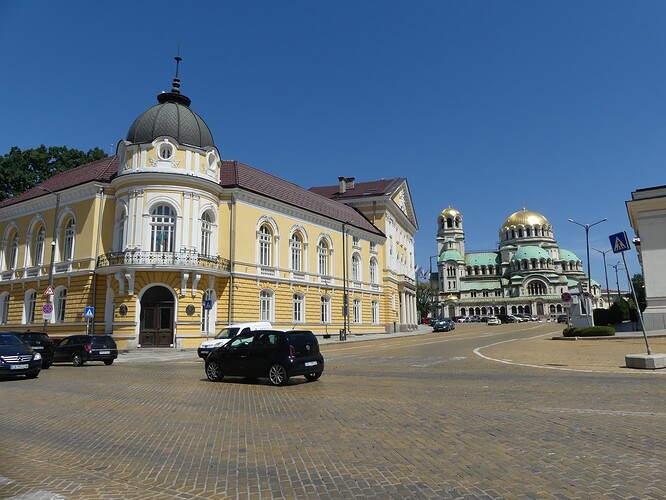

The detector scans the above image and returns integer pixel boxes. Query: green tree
[416,281,437,321]
[631,273,646,311]
[0,145,107,201]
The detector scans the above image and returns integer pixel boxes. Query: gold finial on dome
[502,208,549,229]
[440,206,461,217]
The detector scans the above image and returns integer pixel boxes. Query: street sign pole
[621,251,651,355]
[609,231,651,355]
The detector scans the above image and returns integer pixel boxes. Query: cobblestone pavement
[1,323,665,499]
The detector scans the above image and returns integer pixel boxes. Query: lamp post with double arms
[40,187,60,334]
[609,261,625,301]
[592,247,611,307]
[568,217,607,322]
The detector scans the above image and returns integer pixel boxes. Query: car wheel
[25,372,39,379]
[41,362,51,369]
[304,372,321,382]
[72,353,84,367]
[268,364,289,386]
[104,359,114,365]
[205,361,224,382]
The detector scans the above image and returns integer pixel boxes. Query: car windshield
[215,327,240,340]
[18,333,49,342]
[91,336,117,348]
[0,333,23,346]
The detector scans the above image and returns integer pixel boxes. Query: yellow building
[0,66,418,349]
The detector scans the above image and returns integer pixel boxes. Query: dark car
[557,314,569,324]
[432,318,455,332]
[496,314,517,324]
[0,332,42,379]
[205,329,324,386]
[12,331,54,369]
[53,335,118,366]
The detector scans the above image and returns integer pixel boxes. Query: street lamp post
[40,187,60,334]
[609,261,625,301]
[592,247,611,307]
[568,217,607,323]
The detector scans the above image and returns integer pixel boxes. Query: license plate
[304,361,317,367]
[11,364,29,370]
[99,350,110,355]
[33,346,44,350]
[201,350,209,355]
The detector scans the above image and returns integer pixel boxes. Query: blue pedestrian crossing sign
[609,231,631,253]
[204,300,212,310]
[83,306,95,319]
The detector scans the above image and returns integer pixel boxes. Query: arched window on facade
[353,298,361,323]
[24,290,37,324]
[369,257,378,285]
[55,288,67,323]
[150,205,176,252]
[33,226,45,267]
[115,206,128,252]
[61,219,75,261]
[290,232,303,272]
[351,254,361,282]
[527,281,547,295]
[317,239,329,277]
[320,295,331,323]
[292,293,304,323]
[201,212,213,257]
[260,289,274,322]
[7,233,18,270]
[258,225,273,267]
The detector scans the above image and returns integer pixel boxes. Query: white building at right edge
[626,185,666,331]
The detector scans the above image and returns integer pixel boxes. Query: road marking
[473,332,598,373]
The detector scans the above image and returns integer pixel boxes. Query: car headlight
[34,352,42,361]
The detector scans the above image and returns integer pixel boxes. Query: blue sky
[2,0,663,291]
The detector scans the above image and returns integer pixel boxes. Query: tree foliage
[0,145,107,201]
[631,273,646,311]
[416,280,437,320]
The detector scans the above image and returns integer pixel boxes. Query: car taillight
[289,345,295,357]
[85,344,92,352]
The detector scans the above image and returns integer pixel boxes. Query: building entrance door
[139,286,174,347]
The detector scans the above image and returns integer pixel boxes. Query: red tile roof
[221,160,383,236]
[1,156,384,237]
[309,178,405,199]
[0,156,118,208]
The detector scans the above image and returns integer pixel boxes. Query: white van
[197,322,272,359]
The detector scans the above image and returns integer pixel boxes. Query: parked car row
[0,331,118,380]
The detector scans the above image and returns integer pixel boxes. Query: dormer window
[159,143,174,160]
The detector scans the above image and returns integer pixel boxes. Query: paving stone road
[1,322,664,499]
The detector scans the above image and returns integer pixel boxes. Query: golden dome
[440,206,461,218]
[502,208,549,229]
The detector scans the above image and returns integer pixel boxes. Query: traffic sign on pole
[44,285,54,296]
[609,231,631,253]
[42,304,53,314]
[83,306,94,319]
[561,292,572,303]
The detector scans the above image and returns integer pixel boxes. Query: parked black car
[205,329,324,386]
[557,314,569,324]
[12,331,54,369]
[53,335,118,366]
[0,332,42,379]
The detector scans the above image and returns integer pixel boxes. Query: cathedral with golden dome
[434,207,602,318]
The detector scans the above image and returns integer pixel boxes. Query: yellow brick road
[1,323,665,499]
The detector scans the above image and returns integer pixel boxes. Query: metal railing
[97,251,231,272]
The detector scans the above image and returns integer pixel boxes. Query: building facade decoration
[433,207,601,318]
[0,63,418,348]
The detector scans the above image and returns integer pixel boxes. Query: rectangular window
[320,296,330,323]
[26,292,36,324]
[371,301,379,324]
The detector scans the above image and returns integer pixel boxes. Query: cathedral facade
[433,207,602,318]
